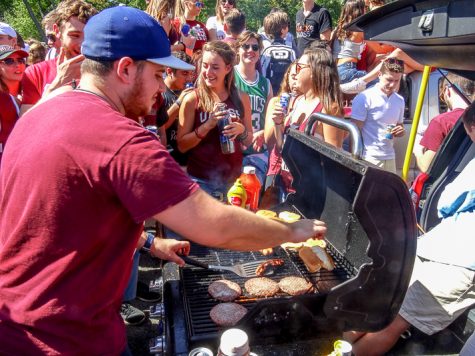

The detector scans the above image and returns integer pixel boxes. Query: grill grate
[180,240,356,346]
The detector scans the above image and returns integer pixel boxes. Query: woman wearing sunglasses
[206,0,236,41]
[177,41,252,196]
[264,48,345,198]
[174,0,209,55]
[0,45,28,164]
[234,31,273,185]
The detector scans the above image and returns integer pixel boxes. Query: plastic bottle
[239,166,261,211]
[227,179,247,208]
[217,329,252,356]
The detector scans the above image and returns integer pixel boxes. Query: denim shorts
[337,62,367,84]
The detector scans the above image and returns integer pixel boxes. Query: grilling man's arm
[153,189,326,251]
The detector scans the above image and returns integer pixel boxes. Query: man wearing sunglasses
[20,0,97,115]
[42,9,62,61]
[350,58,406,174]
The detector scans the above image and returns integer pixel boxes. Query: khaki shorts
[364,157,397,174]
[399,257,475,335]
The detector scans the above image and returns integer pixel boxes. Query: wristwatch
[142,232,155,252]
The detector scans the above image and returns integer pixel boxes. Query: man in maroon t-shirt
[20,0,97,114]
[0,7,326,355]
[416,73,474,172]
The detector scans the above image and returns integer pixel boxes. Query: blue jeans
[338,62,367,84]
[123,250,140,302]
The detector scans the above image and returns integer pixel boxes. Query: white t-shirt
[206,16,225,40]
[351,85,405,160]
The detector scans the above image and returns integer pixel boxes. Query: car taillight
[409,172,430,213]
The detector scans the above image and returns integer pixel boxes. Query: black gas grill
[161,114,417,356]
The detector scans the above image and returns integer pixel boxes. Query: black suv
[351,0,475,353]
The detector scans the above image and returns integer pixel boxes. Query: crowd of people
[0,0,474,354]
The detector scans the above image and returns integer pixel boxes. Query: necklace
[75,88,121,113]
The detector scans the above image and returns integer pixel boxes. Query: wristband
[194,126,206,140]
[142,232,155,252]
[175,98,182,107]
[237,128,248,142]
[174,41,185,51]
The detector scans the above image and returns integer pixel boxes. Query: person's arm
[236,92,253,147]
[264,97,285,149]
[177,93,225,152]
[137,231,190,266]
[320,29,332,41]
[391,123,405,137]
[416,149,436,173]
[154,189,326,250]
[164,88,194,130]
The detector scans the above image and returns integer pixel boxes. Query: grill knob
[149,336,166,354]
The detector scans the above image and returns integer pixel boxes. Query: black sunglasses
[221,0,236,5]
[46,34,57,42]
[1,57,27,66]
[241,44,259,52]
[385,58,404,66]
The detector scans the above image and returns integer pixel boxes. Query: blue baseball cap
[82,6,195,71]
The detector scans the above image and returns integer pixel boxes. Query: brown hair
[277,62,296,96]
[263,11,289,40]
[216,0,237,23]
[335,0,365,41]
[302,47,343,116]
[236,30,262,53]
[444,72,475,101]
[462,100,475,128]
[55,0,97,29]
[196,41,242,113]
[26,39,47,65]
[41,9,58,32]
[224,9,246,36]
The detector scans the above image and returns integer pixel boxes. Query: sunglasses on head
[195,1,203,7]
[1,57,26,66]
[385,58,404,66]
[295,62,310,74]
[221,0,236,5]
[241,44,259,52]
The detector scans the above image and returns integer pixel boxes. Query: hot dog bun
[256,210,277,218]
[278,211,301,222]
[298,246,322,273]
[311,246,335,271]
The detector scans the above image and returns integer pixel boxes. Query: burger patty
[209,302,248,327]
[278,276,313,296]
[244,277,280,297]
[208,279,242,302]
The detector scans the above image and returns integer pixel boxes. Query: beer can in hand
[216,103,235,154]
[279,93,291,115]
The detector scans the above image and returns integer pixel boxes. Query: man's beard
[123,76,152,121]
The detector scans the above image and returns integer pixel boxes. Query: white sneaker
[341,78,367,94]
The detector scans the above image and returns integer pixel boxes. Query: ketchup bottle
[239,166,261,211]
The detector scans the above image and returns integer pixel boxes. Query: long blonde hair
[303,47,343,116]
[146,0,175,20]
[196,41,243,114]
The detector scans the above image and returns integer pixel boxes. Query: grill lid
[282,114,417,331]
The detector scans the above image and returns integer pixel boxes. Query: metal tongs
[182,256,277,278]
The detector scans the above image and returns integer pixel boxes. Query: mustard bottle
[227,179,247,208]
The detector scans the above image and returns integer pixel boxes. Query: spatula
[182,256,273,278]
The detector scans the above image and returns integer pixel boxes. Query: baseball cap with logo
[0,22,17,38]
[0,45,28,60]
[82,6,195,71]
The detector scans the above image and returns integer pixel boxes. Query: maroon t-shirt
[21,58,58,105]
[187,96,243,185]
[0,91,198,354]
[420,108,464,152]
[0,93,18,164]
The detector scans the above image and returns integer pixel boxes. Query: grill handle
[304,113,363,159]
[182,256,209,269]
